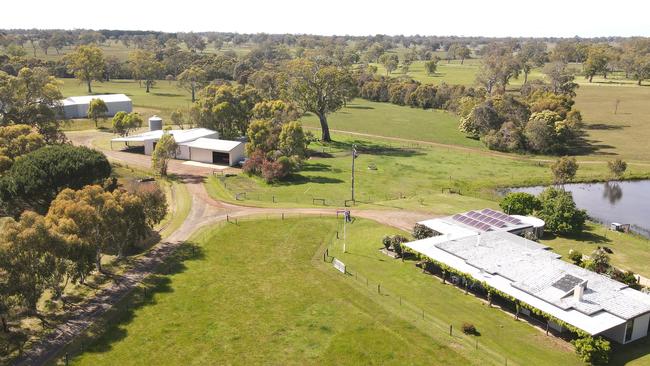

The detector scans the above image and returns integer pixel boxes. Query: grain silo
[148,115,163,131]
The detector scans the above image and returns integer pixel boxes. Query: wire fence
[322,244,520,366]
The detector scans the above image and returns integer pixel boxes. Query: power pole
[351,144,357,202]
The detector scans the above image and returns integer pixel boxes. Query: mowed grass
[205,133,649,211]
[574,83,650,161]
[65,218,474,366]
[328,219,583,366]
[300,98,483,148]
[541,222,650,278]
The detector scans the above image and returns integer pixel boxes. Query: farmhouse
[404,210,650,344]
[61,94,133,119]
[111,128,245,166]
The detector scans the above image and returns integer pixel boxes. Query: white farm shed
[61,94,132,119]
[178,138,245,166]
[111,128,245,167]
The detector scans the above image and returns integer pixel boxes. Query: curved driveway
[14,132,430,366]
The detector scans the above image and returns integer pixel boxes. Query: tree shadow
[345,105,374,110]
[151,92,184,97]
[586,123,629,131]
[565,131,617,156]
[300,163,331,172]
[273,174,344,186]
[544,231,612,245]
[170,173,206,185]
[326,139,424,158]
[58,242,204,359]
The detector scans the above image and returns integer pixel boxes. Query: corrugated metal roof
[111,128,217,143]
[178,137,242,152]
[404,229,650,335]
[62,94,131,105]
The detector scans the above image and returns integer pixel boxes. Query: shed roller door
[212,151,230,165]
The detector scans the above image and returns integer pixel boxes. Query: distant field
[300,98,482,148]
[24,40,252,62]
[65,218,473,366]
[573,83,650,161]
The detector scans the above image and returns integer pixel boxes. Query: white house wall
[64,100,133,119]
[177,145,190,160]
[144,140,155,155]
[229,143,245,166]
[632,313,650,342]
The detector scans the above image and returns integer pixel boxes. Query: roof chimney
[573,281,587,302]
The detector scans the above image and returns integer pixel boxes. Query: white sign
[333,258,346,274]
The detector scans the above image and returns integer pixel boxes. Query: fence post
[226,214,229,223]
[449,325,453,336]
[336,231,339,239]
[377,284,381,294]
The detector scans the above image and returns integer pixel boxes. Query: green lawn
[573,83,650,161]
[64,218,473,366]
[300,98,482,148]
[206,133,649,210]
[62,217,598,365]
[541,222,650,278]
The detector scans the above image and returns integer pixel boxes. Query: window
[625,320,634,342]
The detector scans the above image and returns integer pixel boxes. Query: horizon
[2,0,650,38]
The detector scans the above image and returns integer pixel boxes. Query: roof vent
[573,280,588,302]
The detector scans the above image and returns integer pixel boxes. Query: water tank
[148,115,163,131]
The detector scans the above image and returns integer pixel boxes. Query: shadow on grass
[61,242,204,360]
[611,336,650,365]
[544,231,612,245]
[566,131,617,156]
[272,174,344,186]
[151,92,184,97]
[326,139,425,158]
[345,105,375,110]
[586,123,629,131]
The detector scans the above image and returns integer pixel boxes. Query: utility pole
[351,144,357,202]
[343,213,347,253]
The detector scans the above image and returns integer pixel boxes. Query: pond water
[504,180,650,238]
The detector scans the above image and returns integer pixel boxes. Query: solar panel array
[451,209,524,231]
[481,208,523,225]
[466,211,508,228]
[452,214,493,231]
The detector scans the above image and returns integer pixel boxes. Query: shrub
[390,235,408,257]
[382,235,392,250]
[462,323,478,335]
[609,269,638,287]
[568,249,583,266]
[551,156,579,184]
[242,150,265,176]
[412,223,435,240]
[261,158,291,183]
[608,159,627,179]
[571,336,610,365]
[537,187,587,235]
[499,192,541,216]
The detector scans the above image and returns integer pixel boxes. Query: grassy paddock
[62,218,473,366]
[300,98,482,148]
[60,217,595,365]
[205,133,649,211]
